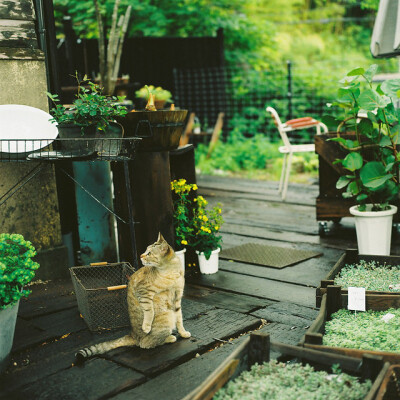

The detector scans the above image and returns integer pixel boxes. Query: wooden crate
[375,364,400,400]
[316,249,400,307]
[183,332,389,400]
[304,286,400,364]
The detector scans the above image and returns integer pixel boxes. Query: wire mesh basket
[69,262,135,331]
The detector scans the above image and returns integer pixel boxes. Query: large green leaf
[342,152,363,171]
[357,118,373,134]
[381,79,400,97]
[358,89,390,111]
[360,161,393,188]
[364,64,378,82]
[347,67,365,76]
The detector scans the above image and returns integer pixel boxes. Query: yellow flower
[202,215,208,222]
[181,240,188,245]
[193,184,198,190]
[215,226,219,230]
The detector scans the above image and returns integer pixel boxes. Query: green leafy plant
[0,234,40,309]
[324,308,400,353]
[214,360,372,400]
[334,260,400,292]
[192,195,224,259]
[47,73,128,132]
[324,64,400,211]
[171,179,197,251]
[135,85,173,102]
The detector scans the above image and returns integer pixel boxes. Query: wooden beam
[0,0,35,21]
[0,19,38,48]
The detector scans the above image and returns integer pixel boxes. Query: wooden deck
[2,175,390,400]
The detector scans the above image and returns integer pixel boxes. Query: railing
[0,137,141,162]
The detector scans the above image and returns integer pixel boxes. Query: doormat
[220,243,322,269]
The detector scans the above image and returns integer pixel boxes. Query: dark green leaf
[336,176,351,189]
[356,194,368,202]
[360,161,393,188]
[357,118,373,134]
[342,152,363,171]
[348,181,360,195]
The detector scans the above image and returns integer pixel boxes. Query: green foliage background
[53,0,398,179]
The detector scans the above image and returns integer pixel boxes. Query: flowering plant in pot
[171,179,198,269]
[324,64,400,255]
[0,233,40,372]
[192,196,224,274]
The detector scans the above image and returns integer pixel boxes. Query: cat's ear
[157,232,165,243]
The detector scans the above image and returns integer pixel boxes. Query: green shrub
[0,233,40,309]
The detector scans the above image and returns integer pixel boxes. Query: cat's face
[140,233,173,267]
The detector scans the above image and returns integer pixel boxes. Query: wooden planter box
[304,286,400,364]
[183,332,389,400]
[316,249,400,307]
[375,364,400,399]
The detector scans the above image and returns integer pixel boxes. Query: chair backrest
[266,106,291,148]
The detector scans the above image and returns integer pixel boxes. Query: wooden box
[316,249,400,307]
[375,364,400,399]
[304,286,400,364]
[183,332,389,400]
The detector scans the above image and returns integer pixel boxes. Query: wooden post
[248,332,270,368]
[327,285,342,319]
[361,354,384,381]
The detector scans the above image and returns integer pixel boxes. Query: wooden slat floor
[2,175,387,400]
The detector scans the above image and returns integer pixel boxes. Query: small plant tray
[316,249,400,307]
[183,332,389,400]
[304,286,400,364]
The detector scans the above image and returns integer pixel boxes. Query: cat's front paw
[142,322,152,333]
[179,330,191,338]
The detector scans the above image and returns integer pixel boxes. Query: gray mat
[220,243,322,269]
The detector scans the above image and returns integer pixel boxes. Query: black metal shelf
[0,137,141,162]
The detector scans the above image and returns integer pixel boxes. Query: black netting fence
[173,62,348,144]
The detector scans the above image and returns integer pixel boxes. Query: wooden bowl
[116,109,188,152]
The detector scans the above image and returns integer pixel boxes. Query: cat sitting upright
[75,233,191,363]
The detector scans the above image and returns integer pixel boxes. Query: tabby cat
[75,233,191,363]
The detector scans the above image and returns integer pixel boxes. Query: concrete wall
[0,60,68,279]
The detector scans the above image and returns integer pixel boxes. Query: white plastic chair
[266,107,328,201]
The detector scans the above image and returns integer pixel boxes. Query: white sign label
[347,287,366,311]
[381,313,395,323]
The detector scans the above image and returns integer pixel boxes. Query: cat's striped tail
[75,334,137,364]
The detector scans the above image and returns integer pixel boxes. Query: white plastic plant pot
[196,248,220,274]
[175,248,186,271]
[0,300,20,373]
[350,204,397,256]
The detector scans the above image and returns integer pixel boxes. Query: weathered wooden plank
[182,298,216,320]
[189,270,316,307]
[2,329,128,393]
[184,284,272,313]
[0,46,44,60]
[259,322,307,346]
[13,307,87,352]
[107,309,261,375]
[0,0,35,21]
[252,302,318,328]
[2,358,145,400]
[0,19,38,48]
[110,335,251,400]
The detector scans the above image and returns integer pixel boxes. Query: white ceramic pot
[350,204,397,255]
[0,300,20,373]
[175,248,186,271]
[196,248,220,274]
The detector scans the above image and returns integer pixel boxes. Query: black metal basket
[69,262,135,331]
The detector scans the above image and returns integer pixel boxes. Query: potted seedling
[324,65,400,255]
[135,85,173,110]
[0,234,39,373]
[47,74,128,154]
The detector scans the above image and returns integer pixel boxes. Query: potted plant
[324,65,400,255]
[0,233,40,373]
[135,85,173,110]
[192,195,224,274]
[47,74,128,153]
[171,179,197,270]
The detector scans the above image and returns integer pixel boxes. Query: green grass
[195,134,319,183]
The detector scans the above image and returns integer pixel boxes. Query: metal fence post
[287,60,293,120]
